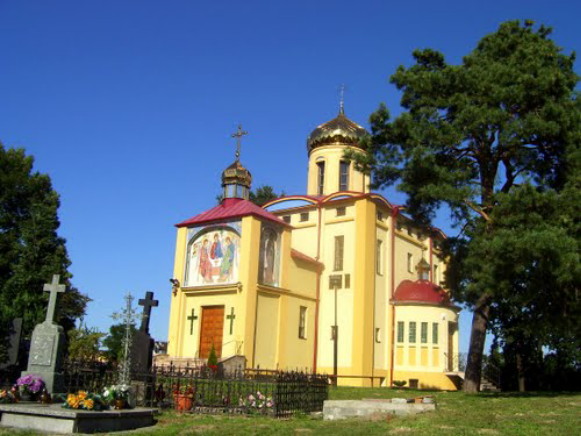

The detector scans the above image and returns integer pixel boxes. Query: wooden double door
[199,305,224,359]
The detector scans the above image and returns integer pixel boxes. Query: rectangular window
[409,322,417,343]
[397,321,404,343]
[421,322,428,343]
[339,161,349,191]
[334,235,344,271]
[282,215,291,224]
[375,327,381,343]
[298,306,307,339]
[377,211,384,221]
[376,239,383,275]
[432,323,439,344]
[407,253,414,273]
[300,212,309,222]
[336,206,346,216]
[433,264,438,283]
[317,162,325,195]
[344,273,350,288]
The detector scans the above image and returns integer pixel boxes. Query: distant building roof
[176,198,290,228]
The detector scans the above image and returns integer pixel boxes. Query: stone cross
[231,124,248,161]
[187,308,198,335]
[138,291,158,334]
[226,307,236,335]
[43,275,66,324]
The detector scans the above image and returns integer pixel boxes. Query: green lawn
[1,388,579,435]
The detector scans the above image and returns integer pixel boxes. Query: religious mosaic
[184,223,241,286]
[258,224,281,287]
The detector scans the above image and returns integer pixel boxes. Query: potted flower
[102,384,131,409]
[207,344,219,375]
[172,385,194,412]
[14,375,45,401]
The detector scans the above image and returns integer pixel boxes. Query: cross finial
[231,125,248,161]
[43,274,66,324]
[339,84,346,115]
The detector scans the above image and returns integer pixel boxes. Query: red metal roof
[291,249,323,268]
[392,279,452,306]
[176,198,290,228]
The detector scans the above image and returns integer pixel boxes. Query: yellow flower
[77,391,88,400]
[84,399,94,410]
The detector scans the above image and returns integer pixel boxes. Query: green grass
[1,388,579,435]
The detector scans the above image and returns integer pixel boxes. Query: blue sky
[0,0,579,356]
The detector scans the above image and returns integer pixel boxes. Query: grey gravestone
[0,318,23,370]
[130,292,158,375]
[21,275,66,394]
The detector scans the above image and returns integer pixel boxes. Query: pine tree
[355,20,579,391]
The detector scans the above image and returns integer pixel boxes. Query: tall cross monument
[22,274,67,393]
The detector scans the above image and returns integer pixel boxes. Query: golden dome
[222,160,252,188]
[307,109,368,154]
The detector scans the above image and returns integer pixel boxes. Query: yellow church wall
[278,292,316,371]
[167,227,188,357]
[316,209,356,371]
[286,208,318,258]
[238,216,262,365]
[394,231,426,285]
[351,199,376,386]
[254,291,280,369]
[374,224,389,371]
[307,146,369,196]
[392,370,458,391]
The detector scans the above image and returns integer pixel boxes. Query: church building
[166,108,461,390]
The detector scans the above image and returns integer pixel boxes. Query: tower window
[317,162,325,195]
[407,253,414,273]
[282,215,291,224]
[336,206,346,217]
[334,235,344,271]
[339,161,349,191]
[300,212,309,222]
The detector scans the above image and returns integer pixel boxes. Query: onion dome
[222,160,252,200]
[307,108,368,154]
[392,280,452,306]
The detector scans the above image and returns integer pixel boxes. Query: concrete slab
[0,403,158,434]
[323,399,436,420]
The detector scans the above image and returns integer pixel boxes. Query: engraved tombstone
[21,275,66,394]
[130,291,158,375]
[0,318,23,370]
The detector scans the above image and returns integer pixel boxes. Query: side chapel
[166,108,461,389]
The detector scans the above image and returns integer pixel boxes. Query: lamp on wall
[169,278,180,296]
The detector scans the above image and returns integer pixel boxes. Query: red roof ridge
[176,198,290,228]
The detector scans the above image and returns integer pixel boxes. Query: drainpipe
[429,237,434,283]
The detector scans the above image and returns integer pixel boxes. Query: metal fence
[61,361,329,418]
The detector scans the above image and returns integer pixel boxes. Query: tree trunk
[463,294,490,393]
[516,351,526,392]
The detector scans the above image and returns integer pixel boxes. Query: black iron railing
[60,361,328,418]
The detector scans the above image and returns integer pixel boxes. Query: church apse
[184,222,241,287]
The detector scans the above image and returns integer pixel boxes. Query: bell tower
[306,107,370,196]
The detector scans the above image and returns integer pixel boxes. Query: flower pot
[174,394,193,412]
[114,399,126,410]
